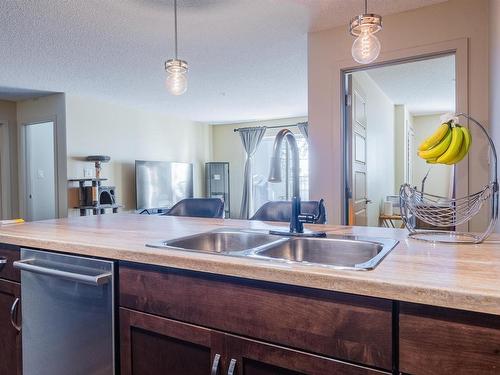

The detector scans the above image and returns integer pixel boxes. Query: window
[252,132,309,213]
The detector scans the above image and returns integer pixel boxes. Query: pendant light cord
[174,0,178,59]
[364,0,367,14]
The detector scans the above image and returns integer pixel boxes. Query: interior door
[25,122,56,221]
[346,75,369,226]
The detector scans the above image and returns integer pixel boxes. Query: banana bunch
[418,121,472,165]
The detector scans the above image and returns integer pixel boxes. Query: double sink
[147,229,398,271]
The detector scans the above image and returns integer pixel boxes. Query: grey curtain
[297,122,309,139]
[239,126,267,219]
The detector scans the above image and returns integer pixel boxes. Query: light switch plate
[84,168,94,178]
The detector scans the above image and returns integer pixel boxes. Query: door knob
[365,198,372,204]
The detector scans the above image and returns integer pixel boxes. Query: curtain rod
[233,122,307,132]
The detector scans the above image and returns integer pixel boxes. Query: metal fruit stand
[399,113,499,243]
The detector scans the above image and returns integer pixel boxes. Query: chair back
[165,198,225,219]
[250,200,326,224]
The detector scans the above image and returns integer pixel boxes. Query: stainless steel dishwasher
[14,248,115,375]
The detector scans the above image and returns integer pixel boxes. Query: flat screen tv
[135,160,193,210]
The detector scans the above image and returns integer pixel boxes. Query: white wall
[17,94,67,219]
[210,116,307,218]
[394,105,406,192]
[352,72,395,226]
[309,0,489,230]
[490,0,500,232]
[65,95,210,214]
[412,114,453,197]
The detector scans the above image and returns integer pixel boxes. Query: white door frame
[19,118,59,221]
[338,38,468,227]
[0,121,11,219]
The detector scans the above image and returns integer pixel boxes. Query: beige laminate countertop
[0,214,499,315]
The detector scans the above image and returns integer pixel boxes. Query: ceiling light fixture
[349,0,382,64]
[165,0,188,95]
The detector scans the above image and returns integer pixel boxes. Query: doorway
[24,121,57,221]
[343,54,457,227]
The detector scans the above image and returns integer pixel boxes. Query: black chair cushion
[250,200,327,224]
[164,198,225,219]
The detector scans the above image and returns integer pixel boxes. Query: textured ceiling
[0,0,446,123]
[365,54,455,115]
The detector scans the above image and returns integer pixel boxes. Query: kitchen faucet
[268,129,326,237]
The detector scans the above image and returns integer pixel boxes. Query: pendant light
[165,0,188,95]
[349,0,382,64]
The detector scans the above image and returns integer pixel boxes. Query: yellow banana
[426,158,438,164]
[445,126,472,165]
[436,126,464,164]
[418,129,452,160]
[418,122,450,151]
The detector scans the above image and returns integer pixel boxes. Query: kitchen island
[0,214,499,374]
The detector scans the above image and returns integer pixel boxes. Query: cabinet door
[120,307,224,375]
[224,334,388,375]
[400,303,500,374]
[0,279,21,375]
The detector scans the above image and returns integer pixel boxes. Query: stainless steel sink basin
[147,229,397,270]
[250,235,398,270]
[147,229,284,254]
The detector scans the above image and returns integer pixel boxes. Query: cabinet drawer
[0,244,20,282]
[119,263,393,370]
[400,303,500,374]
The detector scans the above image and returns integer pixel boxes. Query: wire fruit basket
[399,113,499,243]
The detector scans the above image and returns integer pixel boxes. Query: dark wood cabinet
[223,333,387,375]
[120,263,393,370]
[120,261,500,374]
[0,244,20,282]
[120,307,386,375]
[120,307,225,375]
[399,302,500,375]
[0,279,21,375]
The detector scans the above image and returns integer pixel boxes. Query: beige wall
[210,116,307,218]
[352,72,395,226]
[490,0,500,233]
[309,0,489,230]
[17,94,67,219]
[0,100,18,218]
[65,95,210,214]
[412,114,453,197]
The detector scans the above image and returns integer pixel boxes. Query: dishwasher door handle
[13,259,112,286]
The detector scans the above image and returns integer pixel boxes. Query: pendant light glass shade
[165,0,188,95]
[165,59,188,96]
[349,1,382,65]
